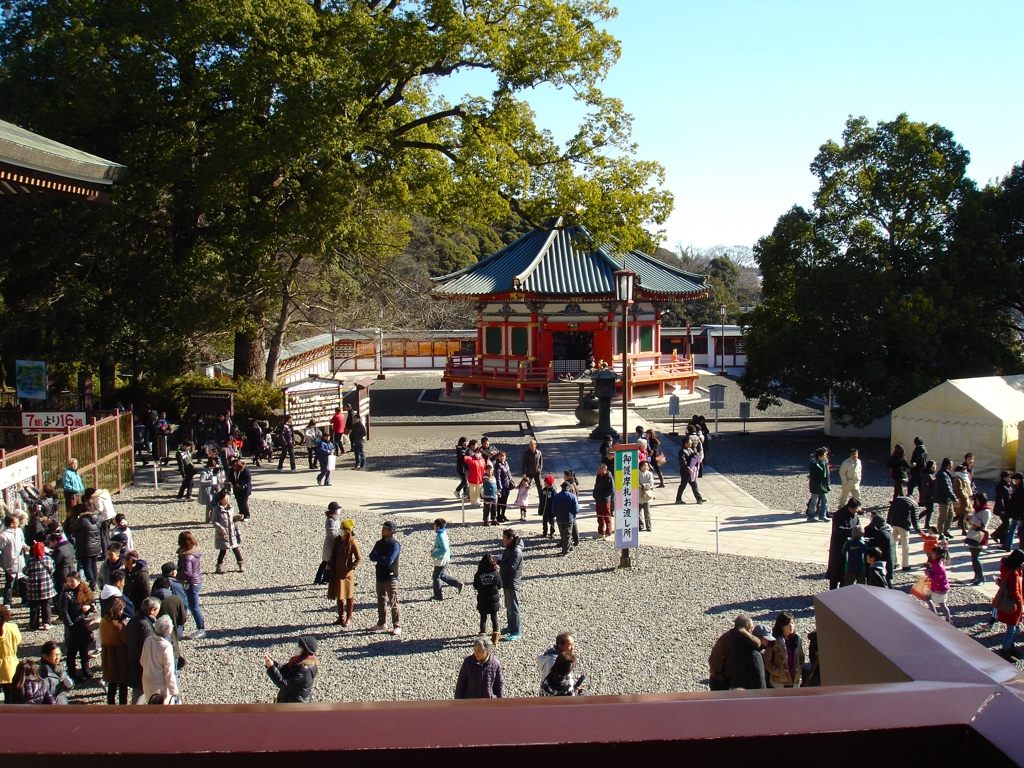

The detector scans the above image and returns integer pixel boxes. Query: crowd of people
[6,404,1024,706]
[809,438,1024,660]
[0,454,217,704]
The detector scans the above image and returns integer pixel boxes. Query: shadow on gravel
[337,636,472,659]
[193,624,321,648]
[205,584,314,598]
[133,519,207,531]
[706,599,815,621]
[719,513,809,528]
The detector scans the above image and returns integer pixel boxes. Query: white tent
[891,375,1024,482]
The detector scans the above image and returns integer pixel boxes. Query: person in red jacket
[329,407,346,456]
[463,442,487,507]
[994,548,1024,660]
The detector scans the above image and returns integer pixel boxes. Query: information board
[22,411,86,433]
[614,445,639,550]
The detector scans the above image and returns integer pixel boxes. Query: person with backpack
[276,415,296,472]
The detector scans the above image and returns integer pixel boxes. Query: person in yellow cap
[326,517,361,626]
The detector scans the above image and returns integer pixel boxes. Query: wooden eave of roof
[0,160,110,202]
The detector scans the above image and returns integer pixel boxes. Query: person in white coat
[140,615,179,704]
[838,449,862,506]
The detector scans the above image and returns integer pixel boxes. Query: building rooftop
[0,119,126,201]
[432,222,708,300]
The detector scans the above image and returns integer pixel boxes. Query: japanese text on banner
[614,446,639,549]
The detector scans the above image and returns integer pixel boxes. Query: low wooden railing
[0,412,134,518]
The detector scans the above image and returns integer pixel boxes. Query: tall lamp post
[330,321,338,377]
[718,304,728,376]
[614,269,636,440]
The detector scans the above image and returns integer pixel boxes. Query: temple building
[432,222,708,405]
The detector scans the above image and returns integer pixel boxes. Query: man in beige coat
[838,449,862,506]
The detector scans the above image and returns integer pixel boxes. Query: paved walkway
[236,411,1000,598]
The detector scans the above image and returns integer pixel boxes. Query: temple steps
[546,380,581,411]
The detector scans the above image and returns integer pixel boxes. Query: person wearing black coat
[264,635,318,703]
[886,495,921,573]
[728,626,767,690]
[907,438,928,498]
[57,575,97,680]
[865,512,896,587]
[454,437,469,500]
[66,509,102,589]
[866,549,890,588]
[229,460,253,520]
[349,415,367,470]
[46,533,76,600]
[826,498,861,590]
[473,554,503,643]
[125,599,159,704]
[39,642,74,705]
[122,551,151,609]
[993,470,1013,544]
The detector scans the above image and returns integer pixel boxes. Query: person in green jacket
[805,447,831,522]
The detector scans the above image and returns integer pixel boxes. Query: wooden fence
[0,412,134,516]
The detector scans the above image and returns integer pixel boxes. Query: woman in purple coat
[176,531,206,640]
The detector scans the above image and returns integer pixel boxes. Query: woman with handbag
[965,493,992,586]
[638,460,655,532]
[993,548,1024,660]
[646,429,666,487]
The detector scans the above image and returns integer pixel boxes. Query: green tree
[0,0,673,386]
[740,115,1021,426]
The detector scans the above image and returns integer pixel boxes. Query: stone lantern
[587,365,620,441]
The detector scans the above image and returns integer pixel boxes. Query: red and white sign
[22,411,87,433]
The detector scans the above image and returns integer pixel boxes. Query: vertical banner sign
[614,445,640,549]
[15,360,47,400]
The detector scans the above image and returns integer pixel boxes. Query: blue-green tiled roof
[431,224,707,299]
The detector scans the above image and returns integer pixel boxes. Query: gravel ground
[641,374,822,420]
[12,480,1014,707]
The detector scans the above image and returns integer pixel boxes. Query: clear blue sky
[453,0,1024,252]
